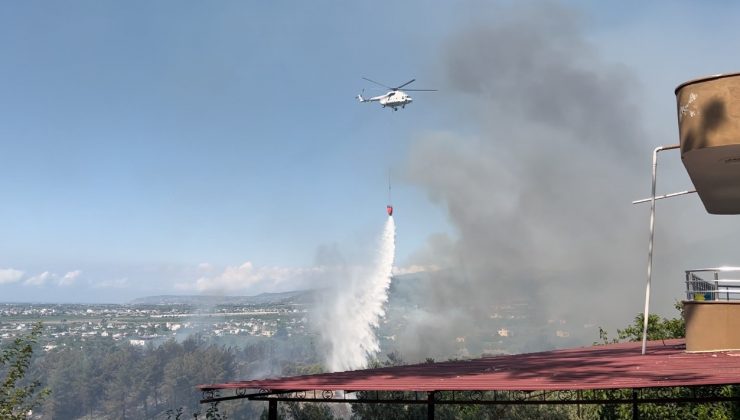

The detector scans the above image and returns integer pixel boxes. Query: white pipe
[632,190,696,204]
[641,144,680,355]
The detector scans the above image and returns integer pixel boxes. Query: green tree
[101,344,143,420]
[0,322,50,419]
[161,338,235,415]
[616,302,685,343]
[258,401,335,420]
[42,347,85,418]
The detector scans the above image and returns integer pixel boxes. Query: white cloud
[18,269,83,287]
[58,270,82,286]
[0,268,24,285]
[194,262,266,292]
[25,271,53,286]
[392,264,440,276]
[191,261,326,294]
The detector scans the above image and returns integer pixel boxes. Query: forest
[5,330,320,419]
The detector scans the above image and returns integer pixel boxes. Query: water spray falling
[321,216,396,372]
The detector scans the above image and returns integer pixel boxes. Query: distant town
[1,288,592,359]
[0,292,311,351]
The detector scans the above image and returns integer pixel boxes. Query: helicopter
[357,78,436,111]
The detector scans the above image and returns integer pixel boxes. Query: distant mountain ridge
[130,290,316,306]
[129,272,429,306]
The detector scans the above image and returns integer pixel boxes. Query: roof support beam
[200,387,740,406]
[428,391,435,420]
[268,399,277,420]
[632,389,639,420]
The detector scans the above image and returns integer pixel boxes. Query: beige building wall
[684,300,740,352]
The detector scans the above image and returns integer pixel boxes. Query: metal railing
[685,267,740,301]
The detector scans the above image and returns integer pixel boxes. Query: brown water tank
[676,73,740,214]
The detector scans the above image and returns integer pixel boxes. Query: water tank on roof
[676,73,740,214]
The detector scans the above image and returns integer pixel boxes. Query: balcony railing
[685,267,740,301]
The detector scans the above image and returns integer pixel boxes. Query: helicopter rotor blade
[403,88,437,92]
[362,77,392,90]
[395,79,416,89]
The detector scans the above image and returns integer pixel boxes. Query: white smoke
[393,3,652,358]
[314,217,396,372]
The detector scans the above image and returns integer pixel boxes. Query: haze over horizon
[3,1,740,341]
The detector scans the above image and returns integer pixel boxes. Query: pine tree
[0,322,50,419]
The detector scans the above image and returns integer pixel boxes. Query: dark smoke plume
[396,3,654,359]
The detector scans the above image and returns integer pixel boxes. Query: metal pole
[632,189,696,204]
[641,144,679,355]
[632,389,640,419]
[427,391,435,420]
[268,399,277,420]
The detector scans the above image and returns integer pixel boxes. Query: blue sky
[2,1,740,304]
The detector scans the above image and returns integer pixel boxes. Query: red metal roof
[200,339,740,392]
